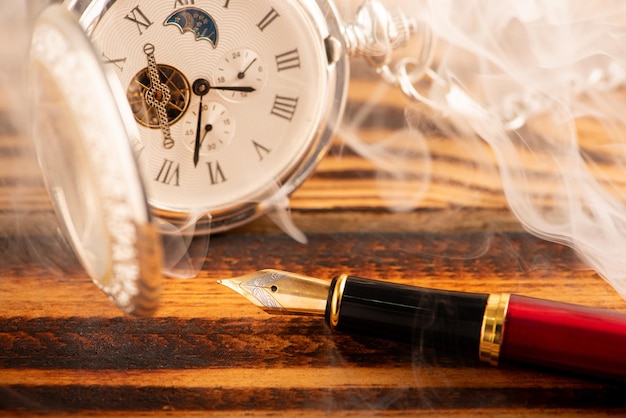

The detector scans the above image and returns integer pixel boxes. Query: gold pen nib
[218,269,330,316]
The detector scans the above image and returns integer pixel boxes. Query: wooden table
[2,69,626,416]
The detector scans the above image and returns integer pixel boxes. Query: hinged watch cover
[30,4,161,316]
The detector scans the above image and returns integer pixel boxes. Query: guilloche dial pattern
[91,0,331,219]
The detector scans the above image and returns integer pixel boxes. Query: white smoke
[339,0,626,298]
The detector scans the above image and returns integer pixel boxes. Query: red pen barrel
[500,294,626,380]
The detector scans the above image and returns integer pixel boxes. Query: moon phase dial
[182,100,235,154]
[127,64,191,128]
[215,49,266,100]
[165,7,219,47]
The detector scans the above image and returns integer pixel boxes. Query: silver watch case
[64,0,350,234]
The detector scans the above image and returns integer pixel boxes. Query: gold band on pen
[479,293,511,366]
[329,274,348,329]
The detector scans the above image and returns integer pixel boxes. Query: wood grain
[2,230,626,415]
[3,66,626,416]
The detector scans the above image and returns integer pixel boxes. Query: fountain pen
[219,269,626,381]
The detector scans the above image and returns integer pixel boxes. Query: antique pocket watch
[62,0,429,235]
[30,0,430,313]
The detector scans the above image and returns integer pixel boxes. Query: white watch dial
[77,0,346,232]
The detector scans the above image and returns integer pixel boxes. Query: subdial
[215,49,266,100]
[182,101,235,154]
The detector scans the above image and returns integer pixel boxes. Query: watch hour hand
[192,78,211,167]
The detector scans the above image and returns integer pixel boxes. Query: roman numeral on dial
[207,161,227,185]
[125,5,153,35]
[257,8,279,31]
[156,159,180,186]
[275,49,300,72]
[270,95,298,121]
[102,53,127,71]
[253,141,271,161]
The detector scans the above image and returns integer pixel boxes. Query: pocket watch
[62,0,430,235]
[29,0,428,315]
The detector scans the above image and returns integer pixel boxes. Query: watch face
[70,0,348,232]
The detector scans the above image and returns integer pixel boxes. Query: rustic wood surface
[2,68,626,417]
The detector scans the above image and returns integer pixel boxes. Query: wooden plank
[0,368,592,389]
[1,232,623,319]
[1,231,624,415]
[2,383,625,412]
[0,411,621,418]
[3,68,626,416]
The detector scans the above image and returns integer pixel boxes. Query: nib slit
[218,269,331,316]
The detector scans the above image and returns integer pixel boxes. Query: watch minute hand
[193,98,204,167]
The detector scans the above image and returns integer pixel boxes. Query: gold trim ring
[329,274,348,328]
[479,293,511,366]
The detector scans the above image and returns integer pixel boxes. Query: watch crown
[343,0,418,69]
[343,0,437,104]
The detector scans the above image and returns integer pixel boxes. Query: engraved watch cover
[30,4,161,316]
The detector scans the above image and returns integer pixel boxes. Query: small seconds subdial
[182,99,235,155]
[215,49,266,100]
